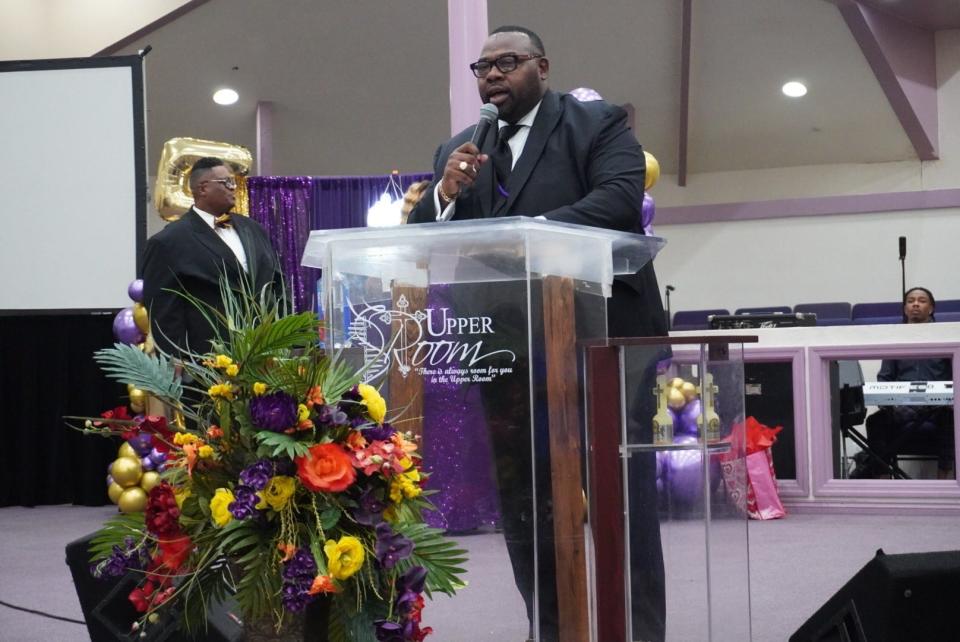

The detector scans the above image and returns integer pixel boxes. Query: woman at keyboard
[852,287,955,479]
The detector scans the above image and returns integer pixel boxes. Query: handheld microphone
[470,103,499,148]
[666,285,676,292]
[898,236,906,260]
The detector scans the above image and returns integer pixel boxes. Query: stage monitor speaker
[66,532,242,642]
[790,549,960,642]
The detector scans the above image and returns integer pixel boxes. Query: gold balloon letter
[154,137,253,221]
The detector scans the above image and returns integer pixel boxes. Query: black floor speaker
[66,532,242,642]
[790,548,960,642]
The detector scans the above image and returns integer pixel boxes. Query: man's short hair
[491,25,545,56]
[189,157,226,192]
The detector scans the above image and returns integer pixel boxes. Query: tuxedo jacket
[141,208,283,355]
[408,90,666,338]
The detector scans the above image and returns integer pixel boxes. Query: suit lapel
[232,215,267,289]
[477,126,498,217]
[493,90,562,217]
[184,209,244,284]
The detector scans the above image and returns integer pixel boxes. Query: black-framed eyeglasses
[204,178,237,190]
[470,53,542,78]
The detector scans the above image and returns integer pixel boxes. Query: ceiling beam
[677,0,692,186]
[95,1,211,57]
[836,0,938,160]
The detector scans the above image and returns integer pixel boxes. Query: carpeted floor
[1,505,958,641]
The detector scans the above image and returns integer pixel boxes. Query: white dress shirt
[193,207,248,272]
[434,100,543,222]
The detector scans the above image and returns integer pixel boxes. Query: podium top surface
[301,217,665,289]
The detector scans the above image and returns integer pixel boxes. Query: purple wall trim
[657,188,960,225]
[837,0,938,159]
[95,0,212,56]
[808,344,960,505]
[447,0,488,135]
[677,0,692,187]
[743,347,809,498]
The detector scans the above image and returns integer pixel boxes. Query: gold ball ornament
[644,151,660,190]
[111,457,143,488]
[668,377,685,390]
[118,487,148,514]
[129,388,146,413]
[117,442,138,461]
[107,482,125,504]
[132,302,150,334]
[667,387,687,409]
[680,381,698,402]
[139,471,161,493]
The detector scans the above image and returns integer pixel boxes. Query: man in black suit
[409,26,666,641]
[141,157,283,357]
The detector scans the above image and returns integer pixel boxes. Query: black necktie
[492,125,522,202]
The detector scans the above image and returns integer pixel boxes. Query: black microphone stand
[665,285,675,331]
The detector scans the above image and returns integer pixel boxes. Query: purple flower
[352,487,388,526]
[239,459,273,491]
[281,583,314,613]
[90,537,148,579]
[338,387,367,420]
[397,565,428,596]
[249,391,298,432]
[374,620,405,642]
[375,522,414,569]
[363,422,396,442]
[228,485,261,520]
[315,404,349,427]
[280,547,318,613]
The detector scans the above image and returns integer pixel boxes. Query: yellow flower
[207,383,235,401]
[198,445,214,459]
[389,468,422,504]
[324,536,365,580]
[357,383,386,424]
[173,488,191,508]
[210,488,235,527]
[214,354,233,368]
[225,364,239,377]
[173,432,200,446]
[253,382,267,396]
[297,404,310,423]
[261,476,296,511]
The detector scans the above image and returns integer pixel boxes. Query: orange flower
[346,431,367,451]
[305,385,325,409]
[206,426,224,439]
[296,443,356,493]
[277,542,296,562]
[308,575,338,595]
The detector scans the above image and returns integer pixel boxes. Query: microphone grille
[479,103,499,122]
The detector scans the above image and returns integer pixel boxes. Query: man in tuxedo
[409,26,667,641]
[141,157,283,357]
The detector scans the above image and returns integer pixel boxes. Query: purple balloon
[678,399,702,436]
[128,433,153,456]
[140,456,155,472]
[149,448,166,466]
[113,307,145,345]
[128,279,144,303]
[106,474,114,486]
[665,436,704,506]
[641,193,655,230]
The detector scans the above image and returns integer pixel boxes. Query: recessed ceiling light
[782,81,807,98]
[213,88,239,105]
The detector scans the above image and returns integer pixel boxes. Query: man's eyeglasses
[470,53,542,78]
[204,178,237,190]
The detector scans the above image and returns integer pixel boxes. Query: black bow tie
[213,214,233,229]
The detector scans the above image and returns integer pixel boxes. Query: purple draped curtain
[248,172,431,312]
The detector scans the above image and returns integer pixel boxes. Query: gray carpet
[1,505,958,641]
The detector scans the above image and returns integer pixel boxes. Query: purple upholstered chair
[672,309,729,331]
[793,302,853,326]
[936,299,960,314]
[852,301,903,325]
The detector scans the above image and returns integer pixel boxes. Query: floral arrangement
[73,284,467,640]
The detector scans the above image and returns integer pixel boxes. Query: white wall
[0,0,189,60]
[652,30,960,311]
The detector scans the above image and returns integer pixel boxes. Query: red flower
[141,415,175,453]
[145,483,182,538]
[97,406,132,431]
[157,535,192,573]
[128,580,156,613]
[296,443,356,493]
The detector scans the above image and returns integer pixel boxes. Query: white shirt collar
[193,206,218,228]
[498,99,542,130]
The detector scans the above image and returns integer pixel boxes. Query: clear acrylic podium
[301,217,671,641]
[585,336,755,641]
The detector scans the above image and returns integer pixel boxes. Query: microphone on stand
[665,285,675,331]
[898,236,907,302]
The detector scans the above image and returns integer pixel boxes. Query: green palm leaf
[394,523,469,597]
[93,343,182,402]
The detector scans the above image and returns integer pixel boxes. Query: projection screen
[0,55,146,313]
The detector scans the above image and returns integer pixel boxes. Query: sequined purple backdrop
[421,284,501,532]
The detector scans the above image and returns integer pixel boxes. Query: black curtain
[0,314,123,506]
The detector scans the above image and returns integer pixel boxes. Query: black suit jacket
[408,90,666,338]
[140,209,283,355]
